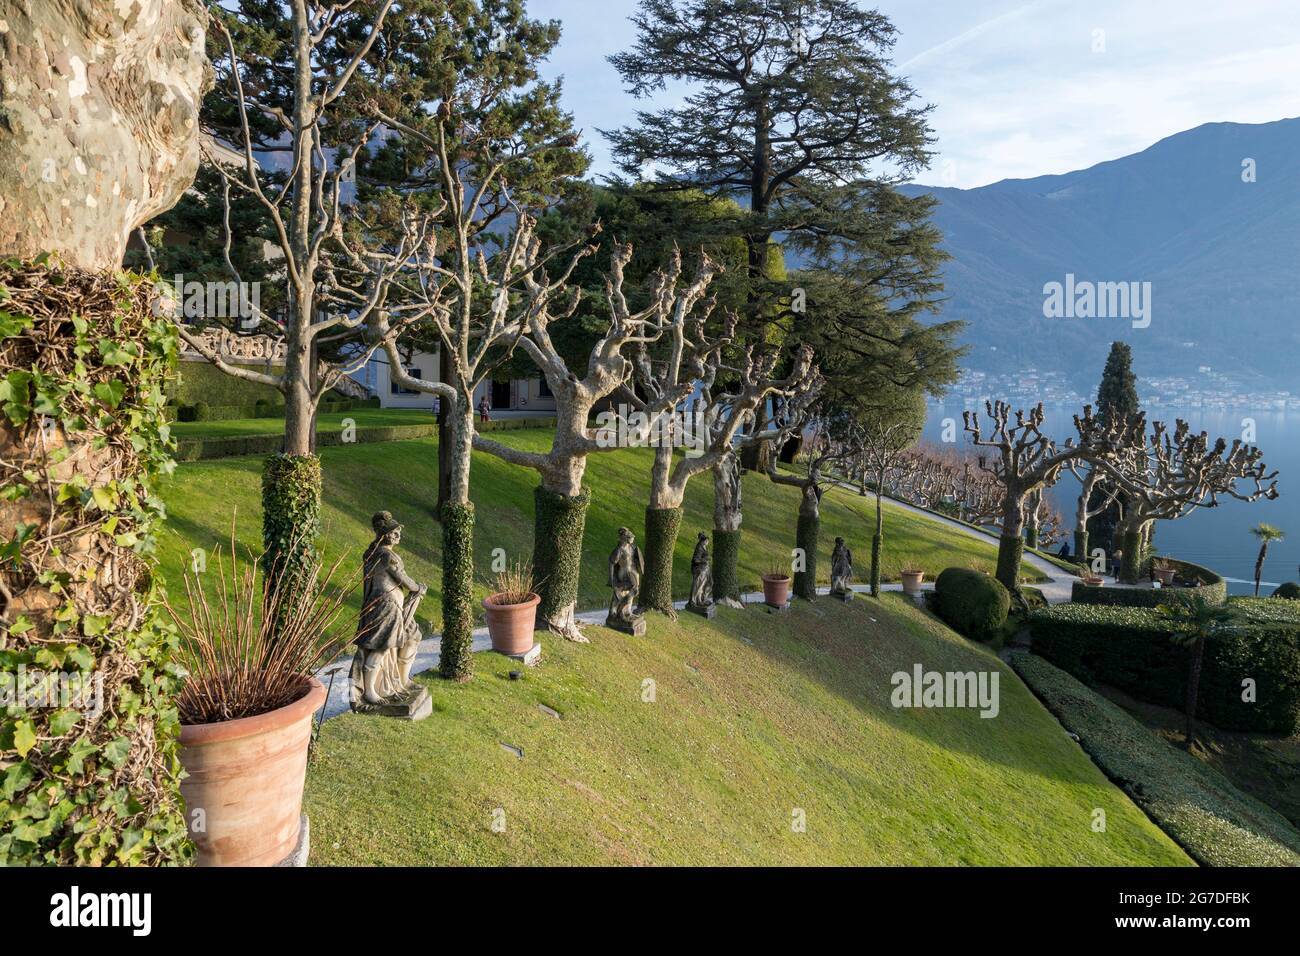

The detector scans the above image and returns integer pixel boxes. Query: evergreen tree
[1087,341,1141,556]
[604,0,952,470]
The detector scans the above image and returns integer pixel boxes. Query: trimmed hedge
[1029,599,1300,734]
[173,416,557,461]
[1273,582,1300,600]
[172,395,380,423]
[933,567,1011,643]
[1009,652,1300,866]
[1071,558,1226,608]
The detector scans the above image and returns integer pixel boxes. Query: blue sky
[529,0,1300,188]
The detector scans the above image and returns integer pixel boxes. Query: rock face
[0,0,211,268]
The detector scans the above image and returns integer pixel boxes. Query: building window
[538,377,552,398]
[391,367,423,395]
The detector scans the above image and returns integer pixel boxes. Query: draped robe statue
[349,512,431,718]
[686,531,715,617]
[606,527,646,635]
[830,536,854,600]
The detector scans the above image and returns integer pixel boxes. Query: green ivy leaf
[48,710,80,737]
[92,380,127,409]
[12,721,36,758]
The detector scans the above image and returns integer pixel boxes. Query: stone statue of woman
[349,511,432,718]
[687,531,715,617]
[606,527,646,635]
[830,536,854,600]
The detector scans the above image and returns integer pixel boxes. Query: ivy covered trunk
[871,487,885,597]
[532,484,590,640]
[260,453,321,627]
[1119,528,1144,583]
[641,506,683,615]
[1074,529,1089,567]
[711,453,743,608]
[439,403,476,680]
[0,265,190,864]
[1024,527,1039,550]
[995,492,1025,591]
[439,503,475,681]
[995,535,1024,591]
[794,493,820,601]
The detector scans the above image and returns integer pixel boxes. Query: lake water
[922,404,1297,595]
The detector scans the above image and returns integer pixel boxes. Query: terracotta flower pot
[179,676,325,867]
[1153,568,1176,586]
[762,574,791,608]
[901,570,924,595]
[483,592,540,655]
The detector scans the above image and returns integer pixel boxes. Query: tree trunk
[435,345,452,519]
[0,0,209,268]
[438,398,475,679]
[1254,543,1267,597]
[0,0,207,866]
[872,485,885,597]
[995,493,1025,591]
[794,488,820,601]
[712,452,743,608]
[1074,529,1090,569]
[1119,528,1144,583]
[640,446,683,615]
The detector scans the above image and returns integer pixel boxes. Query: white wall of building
[355,349,557,413]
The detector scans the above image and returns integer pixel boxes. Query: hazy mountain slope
[903,118,1300,388]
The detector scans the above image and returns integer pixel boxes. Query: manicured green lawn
[303,596,1189,865]
[170,408,439,439]
[155,429,1046,631]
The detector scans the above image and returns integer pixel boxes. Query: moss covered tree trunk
[1119,527,1144,583]
[995,492,1026,591]
[794,489,820,601]
[871,486,885,597]
[1025,527,1039,550]
[260,453,322,629]
[532,483,591,640]
[711,452,743,608]
[1074,529,1089,567]
[439,404,476,680]
[641,506,683,615]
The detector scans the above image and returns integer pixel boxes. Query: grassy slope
[155,429,1046,629]
[1010,652,1300,867]
[303,595,1187,865]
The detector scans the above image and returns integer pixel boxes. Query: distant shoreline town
[937,368,1300,413]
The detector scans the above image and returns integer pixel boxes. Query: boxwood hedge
[933,567,1010,643]
[1029,598,1300,734]
[1070,558,1226,608]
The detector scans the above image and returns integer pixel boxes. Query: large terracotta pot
[1153,567,1176,586]
[901,570,924,595]
[762,574,791,608]
[483,592,540,654]
[179,676,325,867]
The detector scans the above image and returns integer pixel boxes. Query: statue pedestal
[504,641,542,667]
[831,589,854,602]
[686,602,716,618]
[354,685,432,721]
[607,615,647,636]
[763,601,790,614]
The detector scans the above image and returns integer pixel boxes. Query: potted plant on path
[167,531,355,866]
[761,561,791,608]
[483,562,541,655]
[900,562,925,596]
